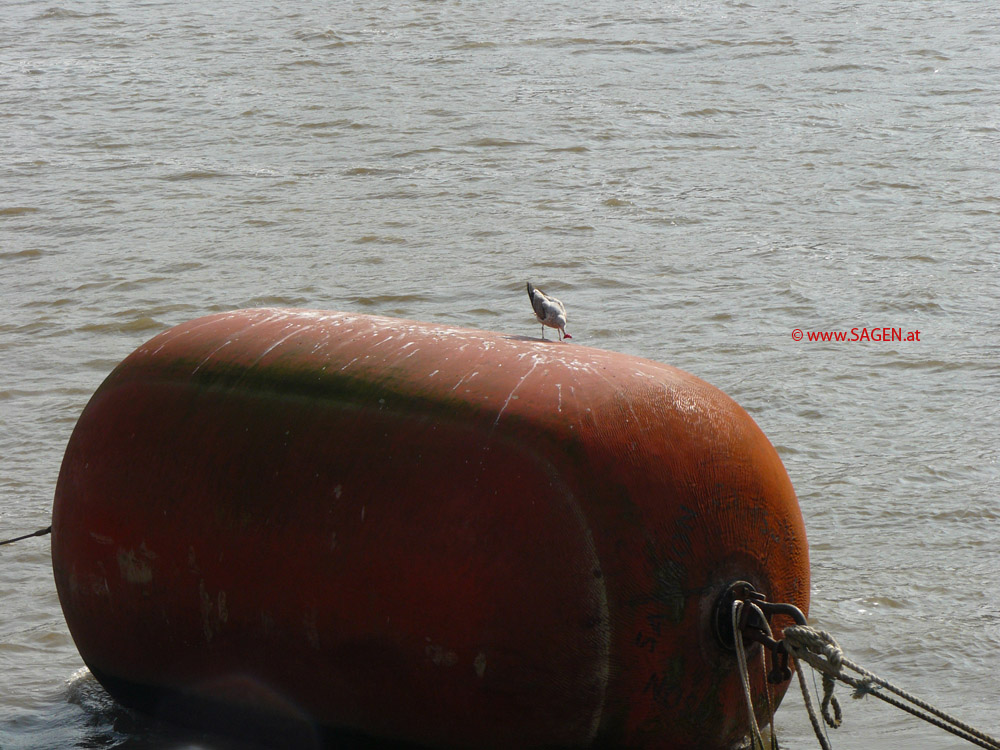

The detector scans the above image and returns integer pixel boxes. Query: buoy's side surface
[52,309,809,749]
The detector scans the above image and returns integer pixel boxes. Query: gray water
[2,1,999,748]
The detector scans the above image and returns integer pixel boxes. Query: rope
[753,603,779,750]
[756,602,779,750]
[795,657,834,750]
[784,624,1000,750]
[733,601,766,750]
[0,525,51,546]
[733,601,778,750]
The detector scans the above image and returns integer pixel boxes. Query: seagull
[526,282,572,341]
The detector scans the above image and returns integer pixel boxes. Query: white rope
[751,603,779,750]
[783,624,1000,750]
[795,656,834,750]
[733,601,767,750]
[733,602,780,750]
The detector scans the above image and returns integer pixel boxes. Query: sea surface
[2,1,998,748]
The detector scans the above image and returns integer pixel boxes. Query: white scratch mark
[451,370,479,392]
[191,339,233,374]
[494,356,542,428]
[248,327,308,369]
[150,312,263,357]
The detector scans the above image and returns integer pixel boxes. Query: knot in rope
[783,625,843,672]
[781,623,1000,750]
[851,677,877,700]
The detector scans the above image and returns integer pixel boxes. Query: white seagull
[526,282,572,341]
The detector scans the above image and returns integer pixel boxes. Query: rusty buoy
[52,309,809,749]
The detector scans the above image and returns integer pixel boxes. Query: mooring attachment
[713,580,808,684]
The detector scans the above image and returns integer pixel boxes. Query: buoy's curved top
[124,307,749,448]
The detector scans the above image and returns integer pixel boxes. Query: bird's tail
[526,281,535,301]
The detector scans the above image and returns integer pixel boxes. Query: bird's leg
[541,325,546,340]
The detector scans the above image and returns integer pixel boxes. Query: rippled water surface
[2,1,998,748]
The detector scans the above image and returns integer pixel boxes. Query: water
[2,0,998,747]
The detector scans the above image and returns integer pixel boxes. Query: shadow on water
[66,670,430,750]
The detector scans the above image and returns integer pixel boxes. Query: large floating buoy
[52,309,809,749]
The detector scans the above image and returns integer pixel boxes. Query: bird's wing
[527,283,548,319]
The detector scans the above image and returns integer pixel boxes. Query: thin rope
[784,624,1000,750]
[795,656,834,750]
[0,525,52,546]
[748,603,779,750]
[733,601,766,750]
[811,655,837,747]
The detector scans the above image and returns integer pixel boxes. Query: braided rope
[795,658,834,750]
[748,603,779,750]
[783,625,1000,750]
[733,602,780,750]
[733,601,767,750]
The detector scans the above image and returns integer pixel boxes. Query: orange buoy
[52,308,809,749]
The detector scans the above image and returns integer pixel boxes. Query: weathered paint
[52,308,809,749]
